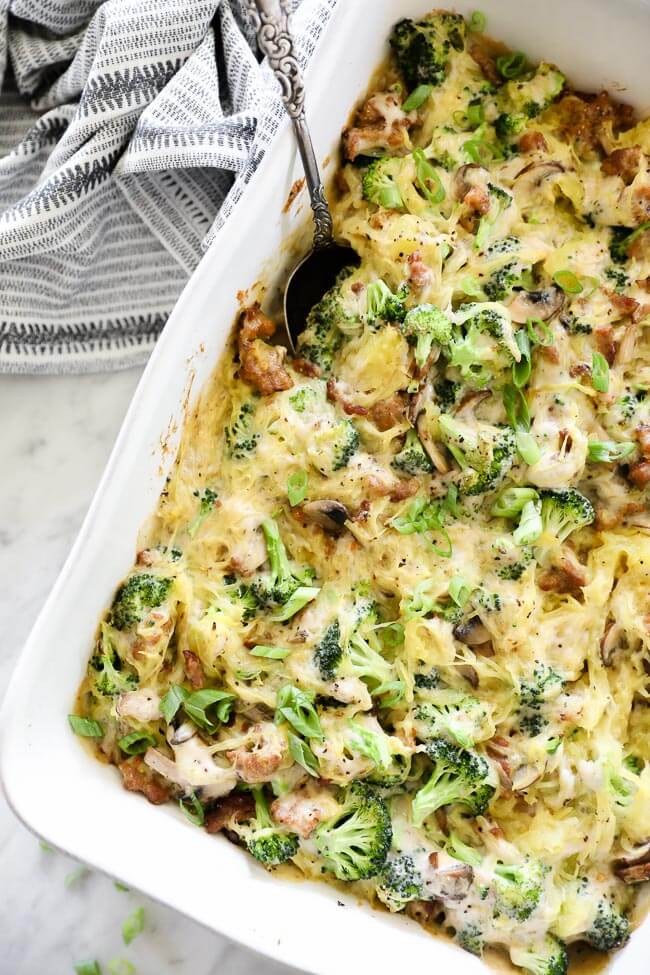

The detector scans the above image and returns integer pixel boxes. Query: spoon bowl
[284,241,359,350]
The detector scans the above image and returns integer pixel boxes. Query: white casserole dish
[2,1,650,971]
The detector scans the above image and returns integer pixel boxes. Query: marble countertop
[0,369,297,975]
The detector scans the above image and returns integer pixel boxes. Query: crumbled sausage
[469,43,500,85]
[292,357,322,378]
[628,460,650,487]
[554,91,634,155]
[407,251,433,289]
[227,722,287,784]
[238,304,293,396]
[593,322,617,364]
[326,377,368,416]
[633,185,650,224]
[342,91,416,161]
[118,756,171,805]
[518,131,548,154]
[205,793,255,833]
[182,650,205,690]
[604,289,640,323]
[601,146,642,183]
[390,477,420,502]
[368,393,407,431]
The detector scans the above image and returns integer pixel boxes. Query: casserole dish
[2,1,650,972]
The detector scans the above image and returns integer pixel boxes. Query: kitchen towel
[0,0,336,373]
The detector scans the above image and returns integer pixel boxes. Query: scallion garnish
[65,865,89,888]
[183,688,236,733]
[122,906,145,946]
[287,469,308,506]
[553,269,583,294]
[118,731,156,755]
[179,791,205,827]
[491,486,539,519]
[591,351,610,392]
[448,574,472,607]
[68,715,103,738]
[402,84,433,111]
[287,730,320,777]
[469,10,487,32]
[379,622,405,648]
[159,684,189,723]
[249,644,291,659]
[107,961,136,975]
[496,51,528,78]
[512,329,532,388]
[587,440,636,463]
[74,961,101,975]
[275,684,324,740]
[526,317,554,347]
[503,384,541,464]
[513,499,543,545]
[463,138,495,166]
[413,148,445,204]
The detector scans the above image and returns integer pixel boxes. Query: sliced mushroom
[456,664,480,688]
[515,160,565,190]
[416,413,450,474]
[433,864,475,902]
[511,764,543,793]
[454,389,491,418]
[454,163,489,201]
[615,840,650,884]
[508,286,565,324]
[301,500,351,536]
[168,721,196,746]
[453,616,490,646]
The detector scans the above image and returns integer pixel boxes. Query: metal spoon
[249,0,358,350]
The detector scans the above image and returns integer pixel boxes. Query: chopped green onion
[287,730,320,777]
[491,486,539,519]
[515,430,541,465]
[39,840,55,853]
[443,483,461,518]
[107,961,136,975]
[587,440,636,463]
[380,622,405,648]
[474,215,493,251]
[183,688,236,732]
[467,103,485,128]
[74,962,101,975]
[118,731,156,755]
[68,715,103,738]
[114,882,130,892]
[250,644,291,659]
[463,138,495,166]
[503,383,531,431]
[546,737,562,755]
[287,469,308,506]
[122,906,145,946]
[159,684,190,723]
[402,84,433,111]
[496,51,528,79]
[179,791,205,827]
[553,269,583,294]
[275,684,324,740]
[526,317,554,347]
[413,148,445,204]
[460,275,483,297]
[448,574,472,607]
[65,865,89,888]
[271,585,320,622]
[512,329,532,388]
[513,499,543,545]
[581,275,600,297]
[469,10,487,32]
[591,351,610,392]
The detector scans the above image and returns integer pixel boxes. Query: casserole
[2,1,650,972]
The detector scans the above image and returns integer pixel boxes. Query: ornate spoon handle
[248,0,333,249]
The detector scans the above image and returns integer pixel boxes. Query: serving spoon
[249,0,358,350]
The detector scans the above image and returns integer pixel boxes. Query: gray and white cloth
[0,0,335,373]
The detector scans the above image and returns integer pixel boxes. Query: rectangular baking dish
[2,1,650,972]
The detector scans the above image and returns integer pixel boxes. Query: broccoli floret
[539,488,595,542]
[439,414,516,495]
[224,403,259,459]
[492,536,534,580]
[473,589,502,612]
[446,303,518,384]
[414,667,441,689]
[494,859,547,921]
[376,853,423,912]
[311,416,360,476]
[334,419,360,470]
[485,235,521,257]
[483,261,526,301]
[390,13,466,88]
[347,721,410,786]
[90,631,138,696]
[605,267,630,292]
[249,519,319,618]
[314,782,392,881]
[289,385,318,413]
[401,304,453,368]
[411,737,496,825]
[518,664,564,737]
[500,63,565,119]
[608,224,650,265]
[362,157,405,210]
[434,378,461,411]
[314,620,342,680]
[347,627,397,700]
[624,754,644,774]
[414,692,489,748]
[510,935,568,975]
[456,923,484,956]
[392,429,435,476]
[233,787,299,866]
[495,112,526,140]
[586,898,630,951]
[559,312,593,335]
[618,389,647,421]
[297,268,359,373]
[188,487,218,538]
[367,279,409,324]
[110,573,173,631]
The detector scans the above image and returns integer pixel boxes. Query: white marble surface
[0,369,298,975]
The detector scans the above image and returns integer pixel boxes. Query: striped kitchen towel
[0,0,336,373]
